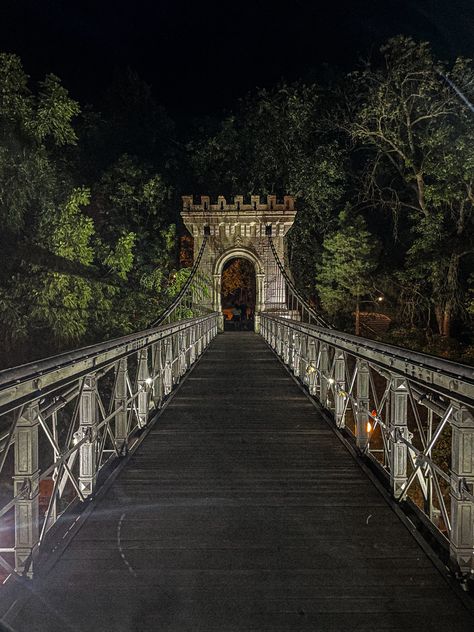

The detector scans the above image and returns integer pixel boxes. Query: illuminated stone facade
[181,195,297,331]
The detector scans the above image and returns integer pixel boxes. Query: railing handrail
[263,314,474,403]
[0,313,218,416]
[260,312,474,578]
[0,235,213,415]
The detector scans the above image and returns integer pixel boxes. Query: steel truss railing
[0,313,218,579]
[267,236,331,328]
[261,314,474,579]
[0,233,217,579]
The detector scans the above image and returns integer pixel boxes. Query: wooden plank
[8,333,474,631]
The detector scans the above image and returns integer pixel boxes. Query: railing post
[114,358,129,456]
[78,375,98,498]
[178,331,186,377]
[164,338,173,395]
[319,344,329,407]
[449,404,474,576]
[263,317,268,344]
[334,350,346,428]
[389,376,408,498]
[292,332,300,376]
[137,348,149,428]
[355,359,370,450]
[189,326,197,366]
[307,339,317,396]
[276,323,283,357]
[299,334,307,378]
[283,325,290,365]
[14,402,40,576]
[152,341,163,407]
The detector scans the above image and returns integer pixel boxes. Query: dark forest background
[0,35,473,368]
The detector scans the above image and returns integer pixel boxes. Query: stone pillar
[355,360,370,450]
[449,404,474,575]
[255,273,265,333]
[14,403,40,575]
[213,273,224,332]
[114,358,129,456]
[389,376,408,498]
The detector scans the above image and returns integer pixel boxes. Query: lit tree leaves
[316,212,379,324]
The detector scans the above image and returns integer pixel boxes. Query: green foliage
[34,74,80,145]
[0,54,179,366]
[343,36,474,336]
[190,83,347,295]
[316,212,378,319]
[23,188,95,343]
[1,40,473,368]
[0,53,80,232]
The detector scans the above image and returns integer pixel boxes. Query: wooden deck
[5,332,474,631]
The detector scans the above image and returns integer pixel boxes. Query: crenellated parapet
[181,194,296,239]
[182,195,295,212]
[180,193,297,329]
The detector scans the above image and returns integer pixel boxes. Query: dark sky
[1,0,474,116]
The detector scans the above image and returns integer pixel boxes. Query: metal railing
[0,314,218,579]
[261,314,474,579]
[267,236,331,327]
[0,234,217,579]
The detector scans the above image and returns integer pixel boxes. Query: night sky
[1,0,474,116]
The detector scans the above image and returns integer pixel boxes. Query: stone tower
[181,195,297,331]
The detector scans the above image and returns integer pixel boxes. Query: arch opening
[221,258,256,331]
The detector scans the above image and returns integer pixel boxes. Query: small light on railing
[145,377,153,386]
[367,421,372,433]
[306,363,317,375]
[377,296,384,302]
[327,377,335,385]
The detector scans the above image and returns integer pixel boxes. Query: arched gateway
[181,195,297,331]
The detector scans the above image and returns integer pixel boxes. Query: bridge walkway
[6,333,474,631]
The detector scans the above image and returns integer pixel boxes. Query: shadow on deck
[2,333,473,631]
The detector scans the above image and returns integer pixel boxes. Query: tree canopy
[0,37,473,367]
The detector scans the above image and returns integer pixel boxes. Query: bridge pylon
[181,195,297,331]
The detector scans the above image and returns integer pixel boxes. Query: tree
[342,37,474,336]
[316,211,379,334]
[221,259,256,305]
[190,83,347,296]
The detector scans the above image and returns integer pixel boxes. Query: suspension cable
[151,234,210,326]
[268,236,332,328]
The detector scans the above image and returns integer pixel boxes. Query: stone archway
[213,247,264,331]
[181,195,297,333]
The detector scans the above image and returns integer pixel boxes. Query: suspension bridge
[0,196,472,631]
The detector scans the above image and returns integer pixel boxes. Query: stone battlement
[182,195,295,212]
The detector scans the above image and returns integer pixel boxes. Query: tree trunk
[434,254,459,337]
[442,306,452,338]
[355,297,360,336]
[434,305,444,336]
